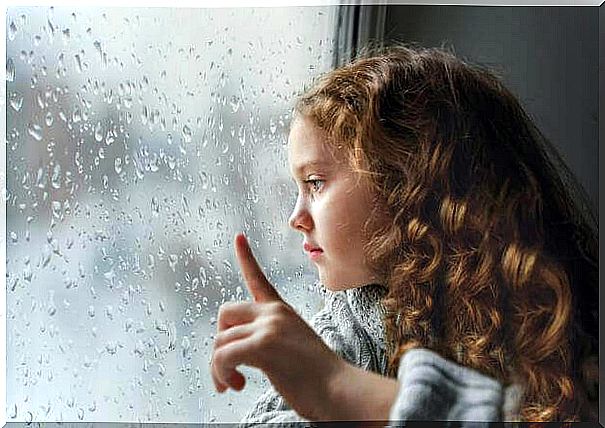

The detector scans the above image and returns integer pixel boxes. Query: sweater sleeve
[388,348,522,426]
[237,384,308,428]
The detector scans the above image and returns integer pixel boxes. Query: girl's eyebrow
[291,160,332,177]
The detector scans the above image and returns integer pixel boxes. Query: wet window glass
[6,6,337,422]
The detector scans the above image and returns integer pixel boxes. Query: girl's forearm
[323,361,400,422]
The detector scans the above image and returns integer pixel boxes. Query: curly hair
[294,45,598,422]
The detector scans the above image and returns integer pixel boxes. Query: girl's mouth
[309,249,323,260]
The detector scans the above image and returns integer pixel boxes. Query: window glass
[6,6,337,422]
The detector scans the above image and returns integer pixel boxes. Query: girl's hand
[210,233,347,421]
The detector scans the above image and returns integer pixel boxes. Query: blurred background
[5,4,598,424]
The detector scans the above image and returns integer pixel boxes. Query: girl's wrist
[324,360,400,422]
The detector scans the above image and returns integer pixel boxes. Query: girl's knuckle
[212,347,229,367]
[218,301,235,315]
[259,325,279,347]
[213,332,225,349]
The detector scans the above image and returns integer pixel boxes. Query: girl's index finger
[234,233,281,303]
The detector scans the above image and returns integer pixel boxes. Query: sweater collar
[320,283,389,351]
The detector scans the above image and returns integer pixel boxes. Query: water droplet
[45,112,54,126]
[74,54,82,73]
[105,341,117,355]
[167,156,176,170]
[87,305,95,318]
[9,404,17,419]
[93,40,102,56]
[41,247,52,268]
[104,305,114,320]
[168,254,178,272]
[151,196,159,217]
[94,122,103,142]
[182,125,192,143]
[229,95,241,113]
[23,265,33,282]
[51,164,61,189]
[269,118,277,134]
[134,339,146,358]
[6,57,15,82]
[27,123,43,141]
[114,157,123,174]
[72,108,82,123]
[8,21,17,41]
[9,93,23,111]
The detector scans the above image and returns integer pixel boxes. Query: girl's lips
[309,249,323,260]
[303,242,322,252]
[303,242,323,260]
[303,242,321,251]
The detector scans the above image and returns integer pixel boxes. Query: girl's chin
[319,274,370,291]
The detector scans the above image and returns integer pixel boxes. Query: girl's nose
[288,197,313,232]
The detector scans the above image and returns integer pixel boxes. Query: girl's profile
[210,44,599,423]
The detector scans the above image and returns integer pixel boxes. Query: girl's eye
[304,179,325,193]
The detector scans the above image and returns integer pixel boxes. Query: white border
[2,0,604,7]
[1,0,601,426]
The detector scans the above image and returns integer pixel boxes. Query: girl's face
[287,116,385,291]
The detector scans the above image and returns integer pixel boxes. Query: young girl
[210,45,599,423]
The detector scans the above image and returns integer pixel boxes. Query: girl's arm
[327,348,522,423]
[326,362,400,421]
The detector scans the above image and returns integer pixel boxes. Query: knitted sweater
[239,283,522,426]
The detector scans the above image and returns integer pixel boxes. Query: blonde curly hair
[295,45,598,422]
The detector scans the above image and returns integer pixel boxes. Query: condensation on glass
[6,7,337,422]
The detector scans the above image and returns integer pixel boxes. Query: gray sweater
[240,283,522,426]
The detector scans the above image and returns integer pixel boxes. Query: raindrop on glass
[27,124,43,142]
[114,157,123,174]
[74,54,82,73]
[151,196,160,217]
[8,21,17,41]
[6,58,15,82]
[45,112,54,126]
[168,254,178,272]
[9,93,23,111]
[94,122,103,142]
[105,341,117,355]
[182,125,193,143]
[51,164,61,189]
[9,404,17,419]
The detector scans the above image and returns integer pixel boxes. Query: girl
[210,45,599,423]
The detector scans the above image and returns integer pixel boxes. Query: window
[6,6,338,422]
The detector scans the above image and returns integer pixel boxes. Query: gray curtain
[333,3,387,67]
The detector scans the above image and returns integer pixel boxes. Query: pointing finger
[234,233,281,303]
